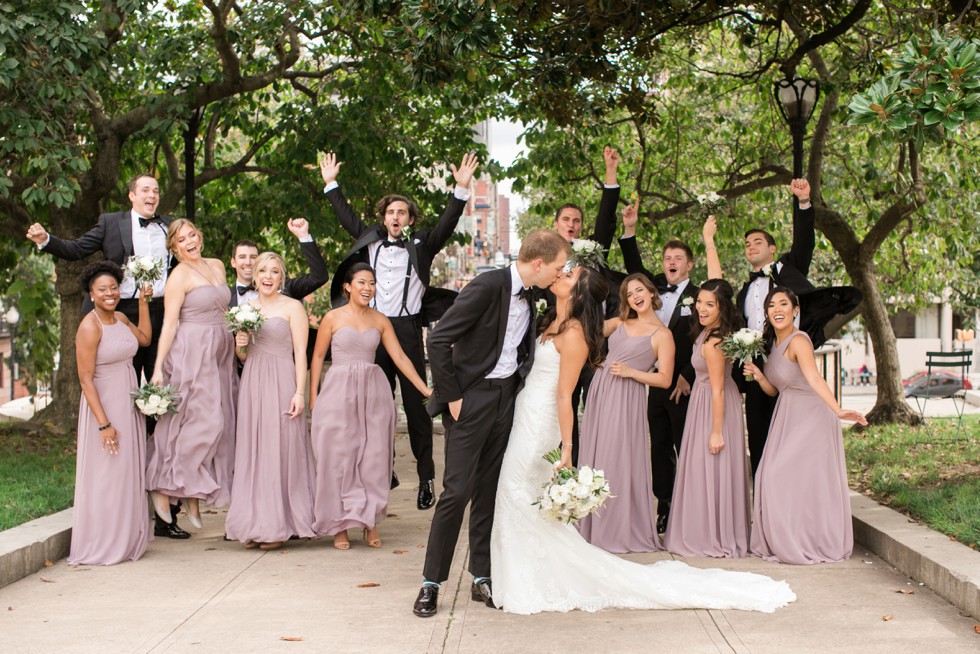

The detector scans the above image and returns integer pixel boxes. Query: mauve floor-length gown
[750,331,853,564]
[578,323,662,553]
[663,332,750,558]
[145,284,237,507]
[311,327,395,535]
[225,317,316,543]
[68,319,150,565]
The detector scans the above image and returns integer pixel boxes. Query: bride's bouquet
[720,327,766,380]
[131,382,179,417]
[691,190,726,219]
[569,238,607,269]
[225,304,265,353]
[533,448,612,524]
[124,255,165,299]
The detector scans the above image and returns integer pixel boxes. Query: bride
[489,263,796,615]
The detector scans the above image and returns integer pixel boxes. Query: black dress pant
[423,375,519,583]
[648,385,689,514]
[569,365,594,467]
[375,314,435,483]
[745,380,778,476]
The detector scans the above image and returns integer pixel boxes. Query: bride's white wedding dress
[490,339,796,615]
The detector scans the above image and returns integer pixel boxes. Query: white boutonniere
[681,296,694,307]
[536,299,549,317]
[761,262,782,279]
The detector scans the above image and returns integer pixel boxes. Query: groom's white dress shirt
[487,264,530,379]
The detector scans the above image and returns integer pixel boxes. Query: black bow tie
[518,287,532,302]
[380,239,405,249]
[237,284,253,296]
[662,284,678,294]
[749,269,770,281]
[138,214,162,229]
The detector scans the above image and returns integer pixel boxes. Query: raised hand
[26,223,48,245]
[790,178,810,201]
[450,152,480,188]
[702,215,717,243]
[287,218,311,239]
[319,152,343,185]
[622,198,639,235]
[603,146,619,185]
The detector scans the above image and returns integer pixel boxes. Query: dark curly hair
[376,194,422,226]
[762,286,800,354]
[80,260,123,293]
[690,278,742,344]
[538,266,607,369]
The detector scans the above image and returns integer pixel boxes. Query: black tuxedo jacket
[228,241,329,307]
[42,210,173,266]
[620,235,699,385]
[736,203,861,348]
[326,187,465,322]
[426,267,535,417]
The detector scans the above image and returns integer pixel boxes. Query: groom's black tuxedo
[423,265,535,584]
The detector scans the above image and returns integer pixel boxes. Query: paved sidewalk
[1,429,978,653]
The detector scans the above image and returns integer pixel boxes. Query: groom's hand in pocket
[449,399,462,421]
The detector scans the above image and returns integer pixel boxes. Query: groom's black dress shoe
[390,471,401,490]
[413,586,439,617]
[417,479,435,510]
[471,580,496,609]
[155,521,191,539]
[656,513,669,535]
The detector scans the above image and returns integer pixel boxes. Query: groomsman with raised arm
[25,174,190,540]
[318,152,480,511]
[228,219,329,308]
[618,200,700,533]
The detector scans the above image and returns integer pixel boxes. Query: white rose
[696,194,706,204]
[147,394,162,407]
[135,398,147,412]
[577,466,594,485]
[158,398,171,410]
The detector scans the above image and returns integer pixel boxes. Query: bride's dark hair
[538,266,607,369]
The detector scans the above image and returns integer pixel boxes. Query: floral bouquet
[225,304,265,353]
[720,327,767,380]
[691,190,726,219]
[568,238,607,270]
[131,382,179,417]
[124,255,165,299]
[532,447,612,524]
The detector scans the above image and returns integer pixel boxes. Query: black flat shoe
[154,521,191,539]
[413,585,439,617]
[390,471,400,490]
[656,513,669,535]
[417,479,435,510]
[471,580,496,609]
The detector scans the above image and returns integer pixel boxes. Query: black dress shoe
[390,471,400,490]
[656,513,669,535]
[471,579,496,609]
[417,479,435,510]
[155,521,191,539]
[413,585,439,617]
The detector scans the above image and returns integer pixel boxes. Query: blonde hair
[253,252,288,293]
[518,229,570,264]
[166,218,204,259]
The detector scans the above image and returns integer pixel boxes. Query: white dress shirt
[744,263,800,331]
[122,210,169,299]
[656,278,690,324]
[234,279,259,305]
[487,264,531,379]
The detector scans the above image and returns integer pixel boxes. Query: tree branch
[203,0,241,83]
[780,0,874,77]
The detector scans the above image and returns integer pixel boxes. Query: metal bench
[908,350,972,440]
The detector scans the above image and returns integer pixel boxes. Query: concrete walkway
[2,427,978,654]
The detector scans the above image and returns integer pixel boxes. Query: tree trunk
[849,261,921,425]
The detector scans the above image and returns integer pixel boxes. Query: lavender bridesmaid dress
[68,319,150,565]
[225,317,316,543]
[311,327,395,535]
[750,331,853,564]
[663,332,750,558]
[145,285,237,507]
[578,323,662,553]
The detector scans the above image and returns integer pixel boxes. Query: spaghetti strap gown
[750,331,853,564]
[578,323,662,553]
[68,318,150,565]
[226,317,316,543]
[311,327,396,535]
[145,284,237,507]
[663,332,750,558]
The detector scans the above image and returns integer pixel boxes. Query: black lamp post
[774,77,820,178]
[4,305,19,401]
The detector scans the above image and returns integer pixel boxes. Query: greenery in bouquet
[720,328,767,379]
[691,191,726,219]
[568,239,607,270]
[224,304,266,353]
[533,448,612,524]
[124,255,165,300]
[131,382,179,417]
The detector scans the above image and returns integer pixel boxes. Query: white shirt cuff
[603,184,620,189]
[298,236,313,243]
[323,181,339,194]
[37,235,51,250]
[453,185,471,201]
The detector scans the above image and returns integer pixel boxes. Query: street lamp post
[774,77,820,178]
[3,306,19,401]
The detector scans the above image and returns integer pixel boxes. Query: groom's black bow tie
[518,287,532,302]
[138,214,163,229]
[380,239,405,249]
[237,284,253,296]
[749,269,770,282]
[662,283,678,294]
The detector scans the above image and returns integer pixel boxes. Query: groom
[413,230,570,617]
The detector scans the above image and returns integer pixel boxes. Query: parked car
[903,371,973,397]
[902,370,929,387]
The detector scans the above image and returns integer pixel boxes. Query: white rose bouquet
[568,238,607,270]
[720,327,767,380]
[131,382,179,417]
[692,191,726,219]
[533,447,612,524]
[124,255,165,300]
[225,304,265,353]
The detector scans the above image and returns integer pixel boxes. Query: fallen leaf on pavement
[39,577,55,583]
[357,583,380,588]
[882,615,893,621]
[204,547,217,551]
[280,636,303,642]
[895,589,914,595]
[44,560,53,567]
[393,549,408,554]
[973,624,979,633]
[416,544,425,548]
[388,513,399,518]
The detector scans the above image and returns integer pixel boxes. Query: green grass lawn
[0,421,76,532]
[844,415,980,549]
